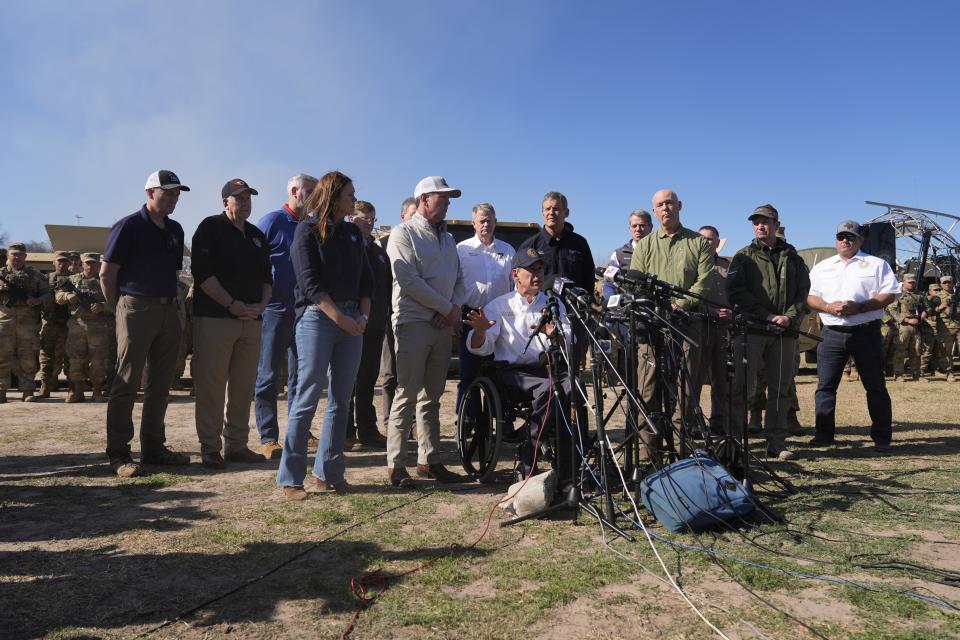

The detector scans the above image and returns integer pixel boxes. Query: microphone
[596,266,656,288]
[545,275,593,307]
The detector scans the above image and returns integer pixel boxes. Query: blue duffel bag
[641,452,755,533]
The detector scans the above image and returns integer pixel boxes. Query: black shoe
[201,452,226,470]
[874,443,892,454]
[141,446,190,466]
[224,447,267,463]
[808,437,836,447]
[358,433,388,450]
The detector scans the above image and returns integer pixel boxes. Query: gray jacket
[386,212,463,327]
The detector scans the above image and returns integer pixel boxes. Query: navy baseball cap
[513,247,543,270]
[221,178,259,198]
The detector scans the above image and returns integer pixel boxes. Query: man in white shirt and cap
[463,247,572,479]
[806,220,900,453]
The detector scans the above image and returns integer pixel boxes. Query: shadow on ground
[0,539,491,639]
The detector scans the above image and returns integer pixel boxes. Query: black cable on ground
[132,488,440,638]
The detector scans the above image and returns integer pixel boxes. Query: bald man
[630,189,716,461]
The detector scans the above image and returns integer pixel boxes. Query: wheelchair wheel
[457,376,504,483]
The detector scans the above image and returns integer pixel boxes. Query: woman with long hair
[277,171,372,499]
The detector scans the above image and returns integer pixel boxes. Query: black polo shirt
[191,213,272,318]
[103,205,185,298]
[291,218,373,321]
[518,222,596,291]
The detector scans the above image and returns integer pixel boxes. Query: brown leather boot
[37,382,51,399]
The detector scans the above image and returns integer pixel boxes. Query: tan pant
[386,320,451,467]
[637,317,708,460]
[0,305,41,393]
[193,316,261,455]
[106,295,182,461]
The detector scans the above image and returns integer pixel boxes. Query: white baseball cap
[413,176,461,199]
[144,169,190,191]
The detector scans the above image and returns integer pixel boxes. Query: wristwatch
[360,313,369,322]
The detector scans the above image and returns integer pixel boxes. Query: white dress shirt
[467,290,573,366]
[456,235,515,310]
[808,251,901,326]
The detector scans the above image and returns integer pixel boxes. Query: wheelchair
[456,360,535,483]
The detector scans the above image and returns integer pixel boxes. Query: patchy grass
[3,375,960,639]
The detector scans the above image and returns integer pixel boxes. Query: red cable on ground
[340,358,556,639]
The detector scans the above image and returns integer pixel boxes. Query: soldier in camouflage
[38,251,74,397]
[893,273,925,381]
[56,253,113,402]
[923,282,948,376]
[0,242,51,402]
[933,275,958,381]
[880,303,900,378]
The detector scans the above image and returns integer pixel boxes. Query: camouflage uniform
[39,260,73,394]
[923,285,949,373]
[56,257,113,401]
[172,281,193,389]
[935,278,959,379]
[893,280,925,379]
[0,249,50,399]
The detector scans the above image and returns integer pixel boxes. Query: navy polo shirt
[103,205,185,298]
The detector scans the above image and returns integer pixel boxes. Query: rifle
[56,278,101,311]
[0,272,30,307]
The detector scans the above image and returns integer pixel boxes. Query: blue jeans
[814,321,892,445]
[254,308,299,444]
[277,305,363,487]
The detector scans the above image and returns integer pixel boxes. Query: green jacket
[629,225,716,310]
[727,238,810,325]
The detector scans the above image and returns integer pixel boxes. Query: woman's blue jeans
[276,304,362,488]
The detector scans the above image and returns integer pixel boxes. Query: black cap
[512,246,544,270]
[221,178,259,199]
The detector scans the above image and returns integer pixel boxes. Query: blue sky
[1,1,958,259]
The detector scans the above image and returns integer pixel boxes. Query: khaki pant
[938,328,959,373]
[106,295,182,462]
[386,320,451,467]
[193,316,261,454]
[732,333,798,451]
[66,315,112,389]
[636,317,709,460]
[39,320,68,384]
[0,305,42,393]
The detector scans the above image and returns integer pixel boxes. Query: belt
[824,320,880,334]
[124,294,177,305]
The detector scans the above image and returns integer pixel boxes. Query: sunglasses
[836,233,857,242]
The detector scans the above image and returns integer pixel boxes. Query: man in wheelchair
[462,248,573,478]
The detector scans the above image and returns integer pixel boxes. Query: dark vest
[614,240,634,270]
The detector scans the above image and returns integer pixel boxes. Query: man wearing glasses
[806,221,901,453]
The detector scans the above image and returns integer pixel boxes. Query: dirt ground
[3,370,960,639]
